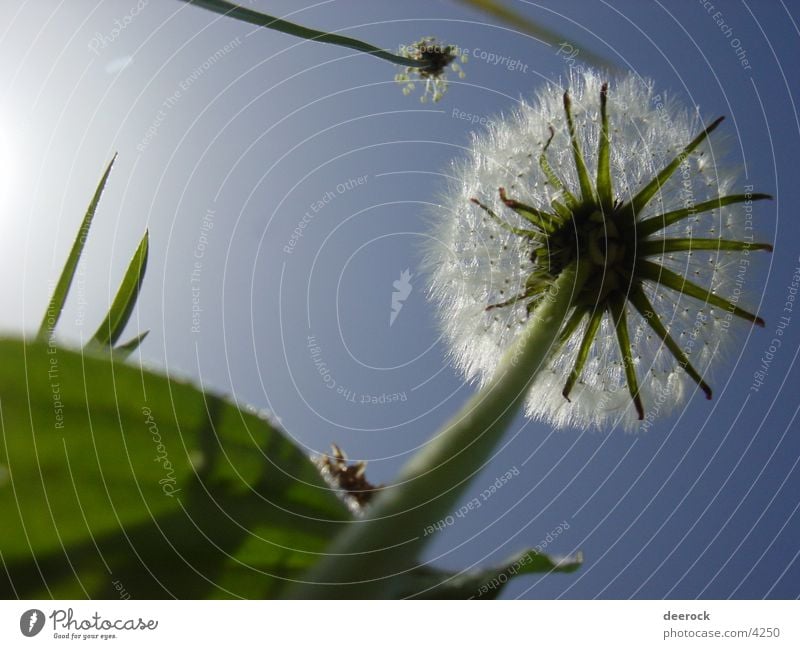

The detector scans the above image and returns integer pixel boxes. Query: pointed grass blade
[113,331,150,360]
[91,230,149,347]
[38,155,117,338]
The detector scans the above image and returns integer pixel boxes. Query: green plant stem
[287,260,590,598]
[177,0,427,68]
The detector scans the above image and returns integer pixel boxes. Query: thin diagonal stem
[287,261,590,598]
[178,0,426,68]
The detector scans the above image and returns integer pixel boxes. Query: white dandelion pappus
[425,69,772,430]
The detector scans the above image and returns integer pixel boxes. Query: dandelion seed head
[424,68,770,430]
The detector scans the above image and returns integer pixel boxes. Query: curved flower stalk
[426,69,773,429]
[178,1,465,102]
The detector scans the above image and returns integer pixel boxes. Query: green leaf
[0,337,350,598]
[398,549,583,599]
[38,155,116,339]
[91,230,150,347]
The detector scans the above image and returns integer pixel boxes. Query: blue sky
[1,0,798,598]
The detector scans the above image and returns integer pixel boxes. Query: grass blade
[113,331,150,360]
[38,154,117,338]
[91,230,149,347]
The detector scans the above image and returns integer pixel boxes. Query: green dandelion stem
[562,306,603,401]
[637,193,773,238]
[638,238,774,256]
[608,292,645,420]
[563,92,596,204]
[622,116,725,223]
[628,287,712,399]
[637,260,765,326]
[177,0,427,68]
[286,261,591,598]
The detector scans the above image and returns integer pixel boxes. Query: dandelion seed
[425,69,773,430]
[395,37,467,103]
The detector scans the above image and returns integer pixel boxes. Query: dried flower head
[395,37,467,102]
[425,69,773,430]
[315,444,382,514]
